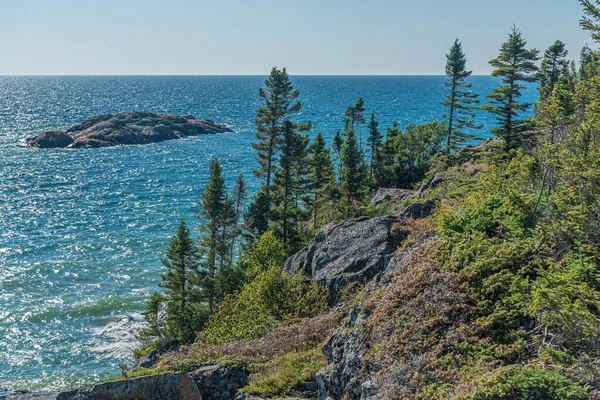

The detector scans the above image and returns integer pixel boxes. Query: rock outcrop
[56,372,201,400]
[397,198,439,220]
[190,365,248,400]
[370,188,414,213]
[26,111,232,149]
[284,216,406,300]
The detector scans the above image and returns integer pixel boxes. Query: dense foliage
[134,6,600,397]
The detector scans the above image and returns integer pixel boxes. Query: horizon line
[0,73,496,77]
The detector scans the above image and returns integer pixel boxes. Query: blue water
[0,76,537,391]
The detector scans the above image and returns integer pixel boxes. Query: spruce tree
[196,157,232,313]
[229,173,247,264]
[581,0,600,44]
[333,130,344,181]
[252,67,303,221]
[366,113,383,184]
[271,120,310,255]
[442,39,481,153]
[340,130,367,217]
[308,132,335,230]
[481,27,540,150]
[244,185,271,240]
[539,40,569,101]
[139,292,167,344]
[343,97,366,132]
[159,218,204,344]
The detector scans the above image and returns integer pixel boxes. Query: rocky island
[26,111,233,149]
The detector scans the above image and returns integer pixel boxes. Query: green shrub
[460,365,588,400]
[196,266,328,345]
[240,348,326,397]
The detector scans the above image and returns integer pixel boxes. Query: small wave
[90,314,147,360]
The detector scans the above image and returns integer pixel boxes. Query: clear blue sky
[0,0,593,75]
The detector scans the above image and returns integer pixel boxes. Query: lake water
[0,75,537,391]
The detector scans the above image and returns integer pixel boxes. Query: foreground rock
[48,365,247,400]
[191,365,248,400]
[26,111,232,149]
[57,372,201,400]
[284,216,406,300]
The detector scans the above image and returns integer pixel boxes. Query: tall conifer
[539,40,569,101]
[159,218,203,343]
[340,130,367,217]
[308,132,335,230]
[442,39,481,153]
[481,27,540,150]
[196,157,232,312]
[366,113,383,184]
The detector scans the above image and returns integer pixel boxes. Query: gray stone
[27,111,232,149]
[370,188,414,208]
[190,365,248,400]
[56,372,201,400]
[2,392,57,400]
[284,216,406,301]
[397,198,439,220]
[26,131,74,148]
[413,172,445,198]
[134,350,159,369]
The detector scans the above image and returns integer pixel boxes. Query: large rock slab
[56,372,201,400]
[284,216,405,299]
[1,393,57,400]
[190,365,248,400]
[26,111,232,149]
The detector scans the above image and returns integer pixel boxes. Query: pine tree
[159,218,204,343]
[580,0,600,44]
[333,130,344,181]
[244,185,271,241]
[308,132,335,230]
[377,121,401,188]
[229,173,247,264]
[366,113,383,184]
[252,68,303,214]
[442,39,481,153]
[539,40,569,101]
[196,157,232,313]
[343,97,366,132]
[140,292,167,344]
[481,27,540,150]
[340,130,367,217]
[271,120,310,255]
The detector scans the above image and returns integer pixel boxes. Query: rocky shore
[26,111,232,149]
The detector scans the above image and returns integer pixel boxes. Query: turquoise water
[0,76,537,391]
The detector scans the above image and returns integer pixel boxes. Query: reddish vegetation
[170,311,344,366]
[366,240,473,398]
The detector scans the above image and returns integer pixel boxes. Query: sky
[0,0,594,75]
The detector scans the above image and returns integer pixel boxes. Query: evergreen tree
[377,121,401,188]
[229,173,247,264]
[252,67,303,222]
[580,0,600,44]
[333,130,344,181]
[139,292,167,344]
[340,130,367,217]
[158,218,204,343]
[481,27,540,150]
[442,39,481,153]
[271,120,310,255]
[539,40,569,101]
[307,132,335,230]
[343,97,366,132]
[195,157,233,313]
[244,185,271,240]
[366,113,383,184]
